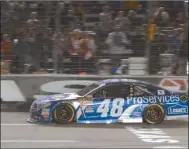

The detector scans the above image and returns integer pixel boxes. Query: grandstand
[1,1,188,75]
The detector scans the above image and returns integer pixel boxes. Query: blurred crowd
[1,1,188,75]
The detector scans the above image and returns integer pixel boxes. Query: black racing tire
[53,103,75,124]
[143,104,165,124]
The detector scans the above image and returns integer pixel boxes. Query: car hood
[34,93,81,104]
[51,93,81,100]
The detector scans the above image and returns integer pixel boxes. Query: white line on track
[1,140,79,143]
[1,123,36,126]
[153,146,187,148]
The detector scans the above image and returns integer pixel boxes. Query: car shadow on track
[38,120,188,129]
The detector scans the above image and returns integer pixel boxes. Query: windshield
[77,83,99,96]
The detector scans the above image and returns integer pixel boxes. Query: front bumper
[27,110,41,124]
[27,101,42,123]
[27,118,40,124]
[28,106,53,124]
[30,108,41,120]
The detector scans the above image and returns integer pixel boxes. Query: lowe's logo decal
[168,104,188,115]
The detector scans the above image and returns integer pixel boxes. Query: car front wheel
[53,103,75,124]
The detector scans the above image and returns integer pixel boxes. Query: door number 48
[97,98,125,117]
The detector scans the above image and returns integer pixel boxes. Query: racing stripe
[118,104,141,121]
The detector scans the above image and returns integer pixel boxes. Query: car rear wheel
[143,104,165,124]
[53,103,75,124]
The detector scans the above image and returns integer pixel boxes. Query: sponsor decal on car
[168,104,188,115]
[126,95,180,104]
[79,97,93,107]
[85,105,94,113]
[41,109,50,120]
[78,97,94,117]
[157,90,165,95]
[79,97,92,102]
[180,95,188,103]
[41,109,50,115]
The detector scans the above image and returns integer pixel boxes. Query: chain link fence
[1,1,188,75]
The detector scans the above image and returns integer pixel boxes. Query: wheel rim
[146,106,163,123]
[55,105,73,122]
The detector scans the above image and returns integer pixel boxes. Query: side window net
[133,86,151,97]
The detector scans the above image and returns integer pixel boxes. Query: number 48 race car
[27,79,188,125]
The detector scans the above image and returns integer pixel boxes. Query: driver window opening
[134,86,150,97]
[93,84,131,98]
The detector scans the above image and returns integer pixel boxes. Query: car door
[77,83,132,123]
[124,85,152,119]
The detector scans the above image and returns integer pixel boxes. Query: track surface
[1,112,188,148]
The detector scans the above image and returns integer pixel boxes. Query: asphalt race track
[1,112,188,148]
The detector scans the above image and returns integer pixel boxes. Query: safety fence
[1,1,188,75]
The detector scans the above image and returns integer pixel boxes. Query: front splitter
[26,118,41,124]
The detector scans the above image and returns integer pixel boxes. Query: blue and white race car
[27,79,188,124]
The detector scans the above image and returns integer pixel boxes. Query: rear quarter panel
[163,94,188,119]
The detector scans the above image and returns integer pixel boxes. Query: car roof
[99,79,149,85]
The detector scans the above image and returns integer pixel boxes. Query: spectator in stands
[99,6,113,39]
[0,1,187,75]
[26,12,40,40]
[1,34,12,61]
[82,31,97,73]
[105,25,129,70]
[11,28,34,73]
[26,12,44,71]
[127,10,137,26]
[154,7,170,27]
[73,3,84,21]
[14,2,28,23]
[176,10,185,24]
[167,29,181,55]
[52,32,64,73]
[75,31,88,73]
[1,34,13,73]
[43,28,53,70]
[27,11,40,25]
[68,29,81,73]
[127,9,146,38]
[114,11,131,33]
[26,12,37,33]
[149,33,168,74]
[1,12,16,38]
[135,4,147,25]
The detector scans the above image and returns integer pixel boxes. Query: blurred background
[1,1,188,76]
